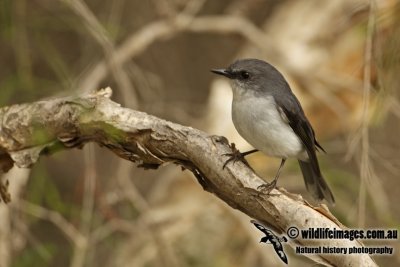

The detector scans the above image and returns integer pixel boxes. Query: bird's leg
[258,158,286,193]
[222,143,258,169]
[240,149,258,157]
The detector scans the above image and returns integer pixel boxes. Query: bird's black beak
[211,68,233,79]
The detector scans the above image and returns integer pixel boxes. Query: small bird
[211,58,334,204]
[251,220,288,264]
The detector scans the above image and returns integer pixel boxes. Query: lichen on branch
[0,88,377,267]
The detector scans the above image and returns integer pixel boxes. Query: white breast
[231,94,306,159]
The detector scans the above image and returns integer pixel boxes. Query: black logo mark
[251,220,288,264]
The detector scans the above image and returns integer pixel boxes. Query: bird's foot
[257,179,277,195]
[222,143,251,169]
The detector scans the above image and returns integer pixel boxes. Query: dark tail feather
[298,160,335,205]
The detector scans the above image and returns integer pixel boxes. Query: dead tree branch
[0,88,377,267]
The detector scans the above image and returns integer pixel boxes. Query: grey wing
[276,93,335,204]
[275,94,323,173]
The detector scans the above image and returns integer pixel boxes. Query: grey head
[211,58,291,97]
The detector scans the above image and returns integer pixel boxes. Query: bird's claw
[222,143,251,169]
[257,179,277,195]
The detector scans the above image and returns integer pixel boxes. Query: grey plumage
[211,58,335,204]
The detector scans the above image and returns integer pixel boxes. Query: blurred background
[0,0,399,266]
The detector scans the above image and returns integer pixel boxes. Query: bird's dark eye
[240,71,250,80]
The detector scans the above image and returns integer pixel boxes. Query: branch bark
[0,88,377,267]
